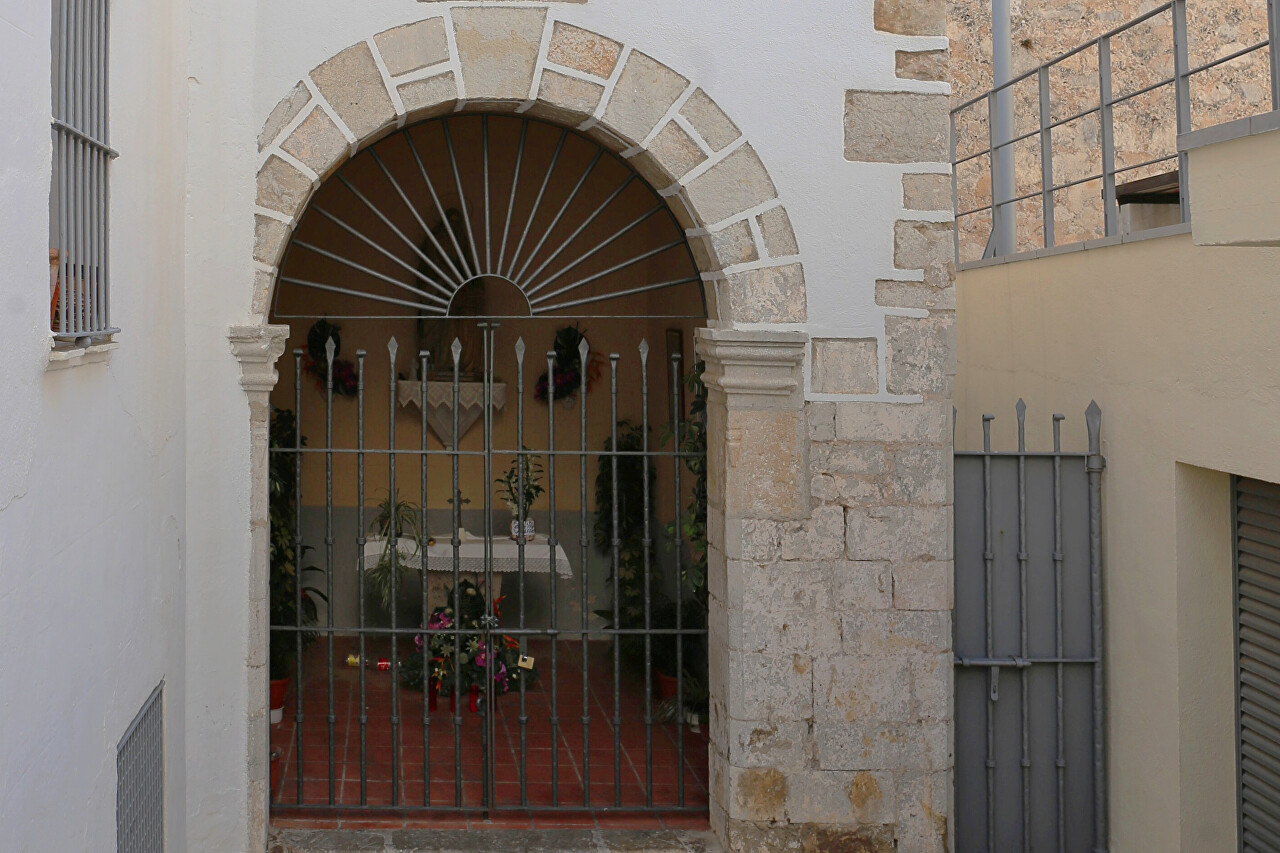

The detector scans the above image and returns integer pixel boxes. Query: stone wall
[949,0,1272,260]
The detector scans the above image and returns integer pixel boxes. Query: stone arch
[250,8,806,327]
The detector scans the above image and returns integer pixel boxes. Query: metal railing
[951,0,1280,263]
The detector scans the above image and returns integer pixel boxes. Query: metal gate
[268,325,708,816]
[954,401,1106,852]
[1234,476,1280,852]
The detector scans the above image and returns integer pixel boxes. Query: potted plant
[496,450,544,540]
[269,409,327,724]
[365,490,422,625]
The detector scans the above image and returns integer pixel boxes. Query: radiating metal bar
[507,130,567,280]
[279,276,448,315]
[294,350,305,805]
[1172,0,1193,222]
[309,204,456,300]
[639,341,654,806]
[357,351,369,804]
[441,119,484,280]
[368,150,464,290]
[420,350,431,807]
[527,204,665,297]
[522,175,637,293]
[546,347,561,807]
[387,338,402,807]
[333,177,459,301]
[532,275,701,315]
[1016,400,1030,852]
[982,413,996,852]
[530,239,686,307]
[513,150,605,285]
[1039,68,1055,249]
[497,120,527,274]
[483,116,492,271]
[1053,413,1067,853]
[671,352,686,806]
[450,337,464,807]
[515,337,529,807]
[325,339,337,805]
[1086,402,1106,853]
[292,236,451,309]
[1098,36,1118,237]
[578,336,591,807]
[405,133,470,284]
[609,354,623,806]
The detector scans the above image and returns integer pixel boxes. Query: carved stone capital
[228,324,290,395]
[695,327,807,411]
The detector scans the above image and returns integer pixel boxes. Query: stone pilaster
[228,323,290,853]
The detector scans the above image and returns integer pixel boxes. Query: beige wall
[955,231,1280,851]
[1188,126,1280,247]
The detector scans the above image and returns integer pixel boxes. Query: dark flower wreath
[399,579,528,695]
[535,324,604,403]
[302,319,359,397]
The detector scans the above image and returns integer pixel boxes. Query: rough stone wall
[949,0,1272,260]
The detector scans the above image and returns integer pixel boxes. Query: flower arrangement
[399,579,529,697]
[534,324,604,403]
[303,319,359,397]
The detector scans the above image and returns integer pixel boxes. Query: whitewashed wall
[0,0,189,850]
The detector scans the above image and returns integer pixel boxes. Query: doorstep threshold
[268,827,722,853]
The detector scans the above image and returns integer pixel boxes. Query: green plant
[367,490,422,615]
[269,409,327,680]
[656,669,710,723]
[496,451,544,517]
[662,361,708,602]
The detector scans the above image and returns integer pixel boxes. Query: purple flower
[427,612,452,630]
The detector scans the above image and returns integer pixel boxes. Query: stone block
[815,720,949,771]
[374,18,450,77]
[846,505,952,562]
[829,560,893,611]
[893,560,953,611]
[685,144,778,226]
[254,215,289,266]
[887,446,951,505]
[646,120,708,181]
[398,72,458,120]
[844,91,948,163]
[896,49,949,81]
[256,155,312,218]
[726,820,897,853]
[532,70,604,125]
[603,50,689,144]
[885,314,956,396]
[547,22,622,79]
[779,505,846,561]
[724,409,806,519]
[680,88,741,152]
[910,653,952,721]
[744,610,844,658]
[902,173,952,211]
[815,656,912,721]
[893,219,953,271]
[895,771,951,853]
[835,398,951,444]
[730,766,788,822]
[875,0,946,35]
[756,205,799,257]
[259,81,310,151]
[875,279,956,311]
[738,561,831,615]
[787,769,895,824]
[710,219,758,267]
[729,651,814,721]
[452,7,546,102]
[841,610,951,658]
[811,442,890,477]
[251,268,274,318]
[719,263,807,323]
[281,106,349,178]
[725,719,810,770]
[807,401,836,441]
[723,518,782,563]
[310,42,397,140]
[812,337,879,394]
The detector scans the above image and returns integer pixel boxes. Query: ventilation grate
[117,682,164,853]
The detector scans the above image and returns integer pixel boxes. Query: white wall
[0,0,189,849]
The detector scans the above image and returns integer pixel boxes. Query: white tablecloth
[363,534,572,577]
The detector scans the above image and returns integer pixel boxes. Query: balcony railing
[951,0,1280,264]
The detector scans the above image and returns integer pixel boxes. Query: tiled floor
[270,636,709,832]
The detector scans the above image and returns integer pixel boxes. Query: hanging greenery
[535,324,604,403]
[302,318,358,397]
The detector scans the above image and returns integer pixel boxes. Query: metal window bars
[951,0,1280,263]
[50,0,117,344]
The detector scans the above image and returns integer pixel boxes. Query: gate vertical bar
[325,339,337,805]
[1172,0,1192,223]
[420,351,432,806]
[357,352,369,804]
[578,337,591,807]
[609,354,622,806]
[982,413,996,852]
[1098,36,1118,237]
[639,340,654,806]
[1039,68,1055,248]
[1017,400,1030,852]
[516,337,530,807]
[1086,402,1106,853]
[1052,413,1067,853]
[293,350,305,804]
[546,348,561,807]
[481,324,496,811]
[387,339,401,807]
[671,352,686,806]
[450,338,464,806]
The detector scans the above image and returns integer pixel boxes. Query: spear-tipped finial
[451,338,463,367]
[514,337,526,364]
[578,337,589,362]
[638,339,649,367]
[387,336,398,367]
[1016,398,1027,452]
[325,336,336,367]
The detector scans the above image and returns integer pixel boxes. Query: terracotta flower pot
[269,749,282,799]
[654,671,679,702]
[269,677,289,725]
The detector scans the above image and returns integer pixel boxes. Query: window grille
[50,0,116,344]
[117,682,163,853]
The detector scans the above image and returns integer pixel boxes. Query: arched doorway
[265,113,711,819]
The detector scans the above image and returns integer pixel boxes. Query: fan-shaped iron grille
[273,114,705,321]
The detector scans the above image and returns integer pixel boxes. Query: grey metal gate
[1234,476,1280,852]
[954,401,1106,852]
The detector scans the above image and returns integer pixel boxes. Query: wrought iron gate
[954,401,1106,852]
[268,324,708,817]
